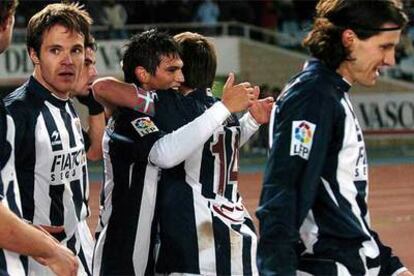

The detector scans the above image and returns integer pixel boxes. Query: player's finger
[253,86,260,97]
[238,82,251,88]
[223,73,234,89]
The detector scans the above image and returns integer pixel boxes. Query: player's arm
[91,77,138,116]
[256,86,336,275]
[0,203,78,275]
[76,92,105,161]
[149,73,256,168]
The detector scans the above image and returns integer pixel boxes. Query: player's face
[72,47,97,96]
[30,24,85,98]
[0,14,15,54]
[338,23,401,87]
[147,54,184,90]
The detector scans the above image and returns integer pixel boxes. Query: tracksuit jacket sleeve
[256,86,337,275]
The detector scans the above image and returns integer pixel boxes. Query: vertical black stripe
[20,255,28,275]
[100,154,144,275]
[67,103,77,118]
[212,216,231,275]
[241,226,253,275]
[67,234,77,255]
[6,180,21,217]
[49,184,65,226]
[0,104,10,170]
[59,108,76,148]
[82,165,89,217]
[0,249,7,274]
[0,174,3,201]
[41,107,63,152]
[70,180,82,220]
[157,176,200,274]
[78,246,92,276]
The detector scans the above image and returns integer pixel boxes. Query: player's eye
[50,48,60,55]
[72,47,84,55]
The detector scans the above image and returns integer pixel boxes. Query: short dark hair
[86,35,97,52]
[122,29,181,85]
[0,0,18,25]
[303,0,408,70]
[27,2,92,56]
[174,32,217,89]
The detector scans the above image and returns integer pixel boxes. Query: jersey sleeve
[149,101,231,168]
[256,86,339,275]
[239,111,260,147]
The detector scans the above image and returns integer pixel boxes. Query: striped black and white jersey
[93,107,164,276]
[154,89,259,276]
[93,89,233,276]
[257,59,406,276]
[4,77,93,276]
[0,102,27,276]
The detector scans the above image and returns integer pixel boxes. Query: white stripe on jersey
[299,210,318,254]
[337,97,379,259]
[92,223,107,276]
[321,177,339,206]
[133,164,159,275]
[193,191,216,275]
[268,103,277,148]
[2,250,26,276]
[96,132,114,234]
[0,115,26,276]
[2,115,22,210]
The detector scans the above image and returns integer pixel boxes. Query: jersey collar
[304,59,351,93]
[28,76,68,108]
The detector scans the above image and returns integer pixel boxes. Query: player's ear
[342,29,355,48]
[135,66,150,84]
[29,48,40,65]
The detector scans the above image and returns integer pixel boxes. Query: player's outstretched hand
[35,244,78,276]
[221,73,256,113]
[249,92,274,124]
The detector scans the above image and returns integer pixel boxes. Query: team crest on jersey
[290,120,316,160]
[131,117,159,137]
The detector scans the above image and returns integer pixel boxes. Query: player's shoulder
[112,108,160,141]
[278,64,345,111]
[3,80,39,119]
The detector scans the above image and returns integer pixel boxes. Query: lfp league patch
[290,120,316,160]
[131,117,159,137]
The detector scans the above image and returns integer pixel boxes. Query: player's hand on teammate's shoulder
[248,93,274,124]
[221,73,257,113]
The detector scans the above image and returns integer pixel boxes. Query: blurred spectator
[194,0,220,35]
[100,0,128,39]
[194,0,220,25]
[260,0,278,30]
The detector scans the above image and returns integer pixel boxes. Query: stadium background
[0,0,413,271]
